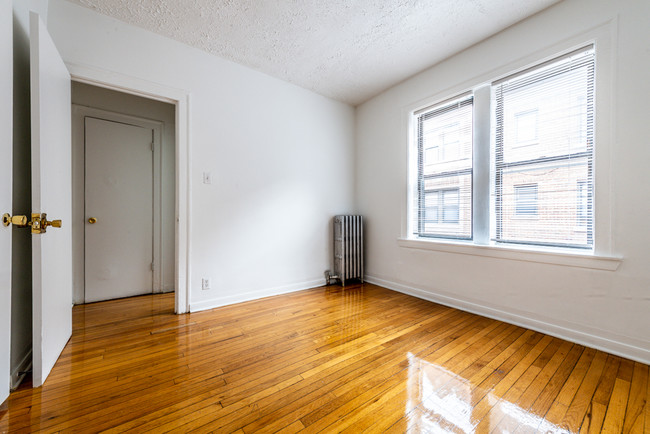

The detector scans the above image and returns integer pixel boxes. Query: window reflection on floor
[406,353,565,433]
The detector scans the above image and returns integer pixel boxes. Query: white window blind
[415,95,473,239]
[493,46,595,249]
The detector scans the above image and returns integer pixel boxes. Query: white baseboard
[366,275,650,365]
[10,350,32,391]
[190,278,326,313]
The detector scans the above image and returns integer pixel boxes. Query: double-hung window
[411,45,595,251]
[414,95,473,239]
[494,46,595,249]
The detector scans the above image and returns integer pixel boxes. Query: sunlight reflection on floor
[406,353,566,433]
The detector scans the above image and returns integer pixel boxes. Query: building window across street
[514,184,538,217]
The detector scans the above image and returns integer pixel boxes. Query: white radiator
[326,215,364,286]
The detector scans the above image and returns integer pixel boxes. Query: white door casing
[84,116,156,302]
[66,65,191,314]
[30,12,72,387]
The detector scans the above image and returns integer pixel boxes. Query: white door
[1,0,13,404]
[84,117,154,303]
[30,12,73,388]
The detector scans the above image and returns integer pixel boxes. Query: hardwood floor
[0,283,647,433]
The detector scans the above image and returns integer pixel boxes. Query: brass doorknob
[47,220,62,228]
[88,217,97,224]
[2,213,28,227]
[3,212,61,233]
[30,213,61,234]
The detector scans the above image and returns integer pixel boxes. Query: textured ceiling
[64,0,560,105]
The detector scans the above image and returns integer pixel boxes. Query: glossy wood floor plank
[623,362,648,433]
[516,344,582,432]
[0,284,647,433]
[362,324,524,433]
[211,313,487,433]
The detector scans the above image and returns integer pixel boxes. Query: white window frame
[401,24,620,271]
[414,94,474,240]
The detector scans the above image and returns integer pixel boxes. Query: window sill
[397,238,622,271]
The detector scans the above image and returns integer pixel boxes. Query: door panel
[1,0,12,403]
[30,12,72,388]
[84,117,154,303]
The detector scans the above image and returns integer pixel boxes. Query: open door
[1,0,13,404]
[29,12,72,387]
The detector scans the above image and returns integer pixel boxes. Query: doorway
[71,82,176,304]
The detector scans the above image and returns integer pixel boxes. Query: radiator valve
[325,270,339,285]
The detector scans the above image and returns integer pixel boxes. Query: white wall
[356,0,650,363]
[1,0,13,405]
[46,0,355,311]
[71,82,176,302]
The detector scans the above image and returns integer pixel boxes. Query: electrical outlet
[201,278,210,290]
[203,171,212,185]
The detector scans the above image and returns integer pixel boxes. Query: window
[514,109,538,146]
[514,184,538,216]
[494,46,594,248]
[576,180,589,226]
[414,96,473,239]
[424,188,460,224]
[424,191,440,224]
[410,45,596,251]
[442,189,460,223]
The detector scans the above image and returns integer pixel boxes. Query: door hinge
[150,142,154,152]
[150,262,154,271]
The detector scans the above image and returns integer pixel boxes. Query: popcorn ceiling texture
[64,0,558,105]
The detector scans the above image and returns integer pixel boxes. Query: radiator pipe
[325,270,339,285]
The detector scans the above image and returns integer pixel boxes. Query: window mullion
[473,85,491,245]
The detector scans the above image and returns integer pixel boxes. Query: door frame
[72,106,165,303]
[66,63,191,314]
